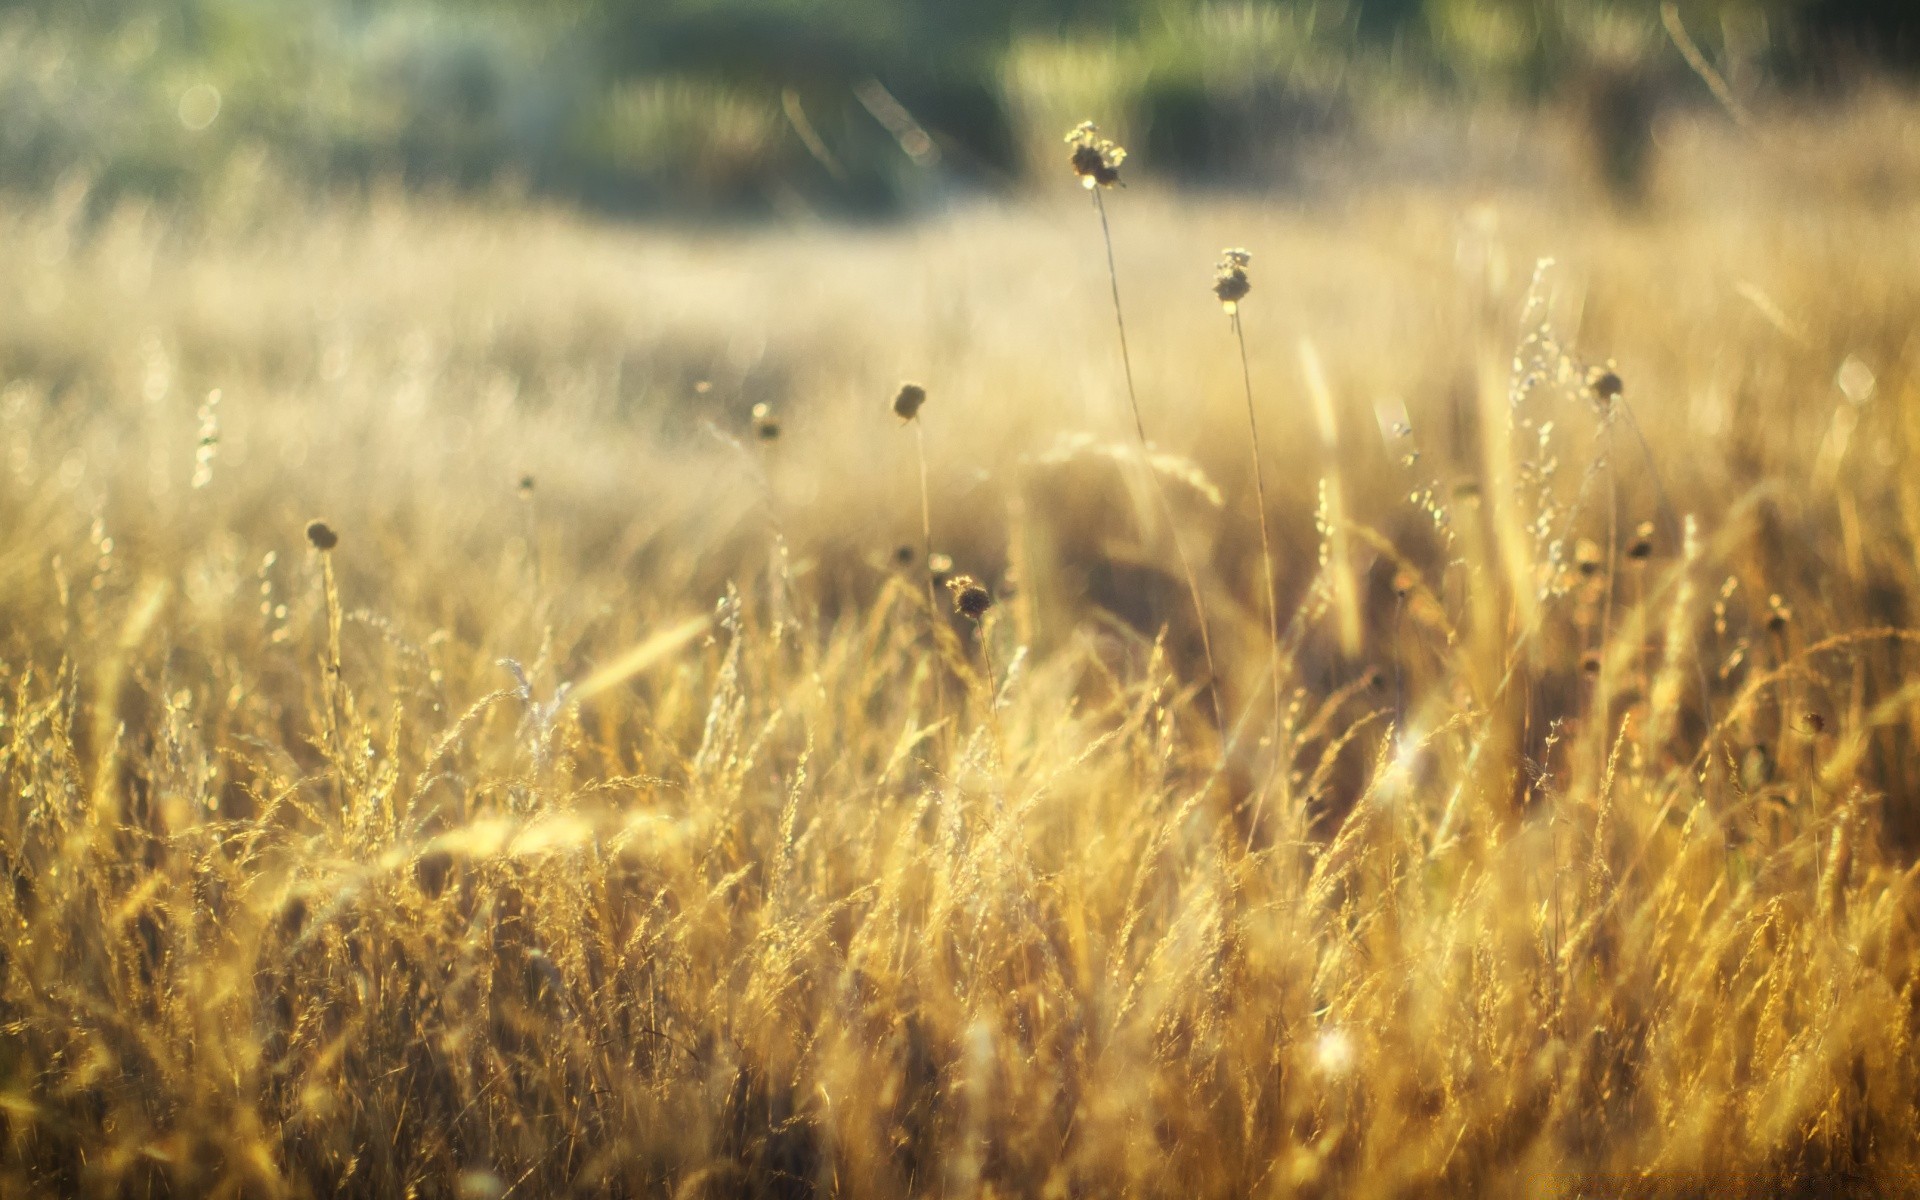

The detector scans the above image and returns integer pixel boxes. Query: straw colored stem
[1234,311,1283,853]
[1091,187,1225,744]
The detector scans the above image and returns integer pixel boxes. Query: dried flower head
[892,544,916,569]
[751,402,781,441]
[305,520,338,552]
[893,383,927,421]
[928,552,954,587]
[946,574,993,620]
[1803,711,1827,735]
[1212,248,1252,314]
[1065,121,1126,189]
[1627,521,1655,560]
[1580,650,1603,676]
[1588,366,1624,406]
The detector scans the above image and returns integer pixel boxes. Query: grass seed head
[1066,121,1125,189]
[1213,248,1252,314]
[1588,365,1624,406]
[893,382,928,421]
[305,520,338,552]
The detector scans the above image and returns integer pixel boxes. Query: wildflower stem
[1093,188,1147,446]
[319,551,342,755]
[1602,417,1618,692]
[1090,187,1226,746]
[1234,310,1284,854]
[914,420,949,755]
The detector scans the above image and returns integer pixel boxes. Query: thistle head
[1065,121,1126,189]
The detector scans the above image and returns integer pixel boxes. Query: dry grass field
[4,92,1920,1197]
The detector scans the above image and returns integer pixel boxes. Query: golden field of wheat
[3,95,1920,1198]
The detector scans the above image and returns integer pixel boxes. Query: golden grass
[3,96,1920,1197]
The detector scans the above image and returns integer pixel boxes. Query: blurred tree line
[0,0,1914,216]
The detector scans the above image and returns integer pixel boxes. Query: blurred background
[5,0,1916,220]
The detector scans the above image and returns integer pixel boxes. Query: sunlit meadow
[2,87,1920,1197]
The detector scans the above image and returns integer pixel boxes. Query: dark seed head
[1627,521,1655,560]
[1574,538,1604,577]
[517,474,536,498]
[946,574,992,620]
[1212,248,1252,313]
[1588,367,1624,405]
[893,383,927,421]
[1065,122,1126,188]
[1580,650,1603,676]
[305,520,338,552]
[1766,594,1792,633]
[751,403,780,441]
[893,544,916,569]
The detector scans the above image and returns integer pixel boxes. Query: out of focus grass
[1,84,1919,1195]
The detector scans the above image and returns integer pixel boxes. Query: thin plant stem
[1601,418,1619,754]
[319,550,343,757]
[973,616,1005,771]
[1091,187,1225,744]
[914,421,948,757]
[1234,310,1283,854]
